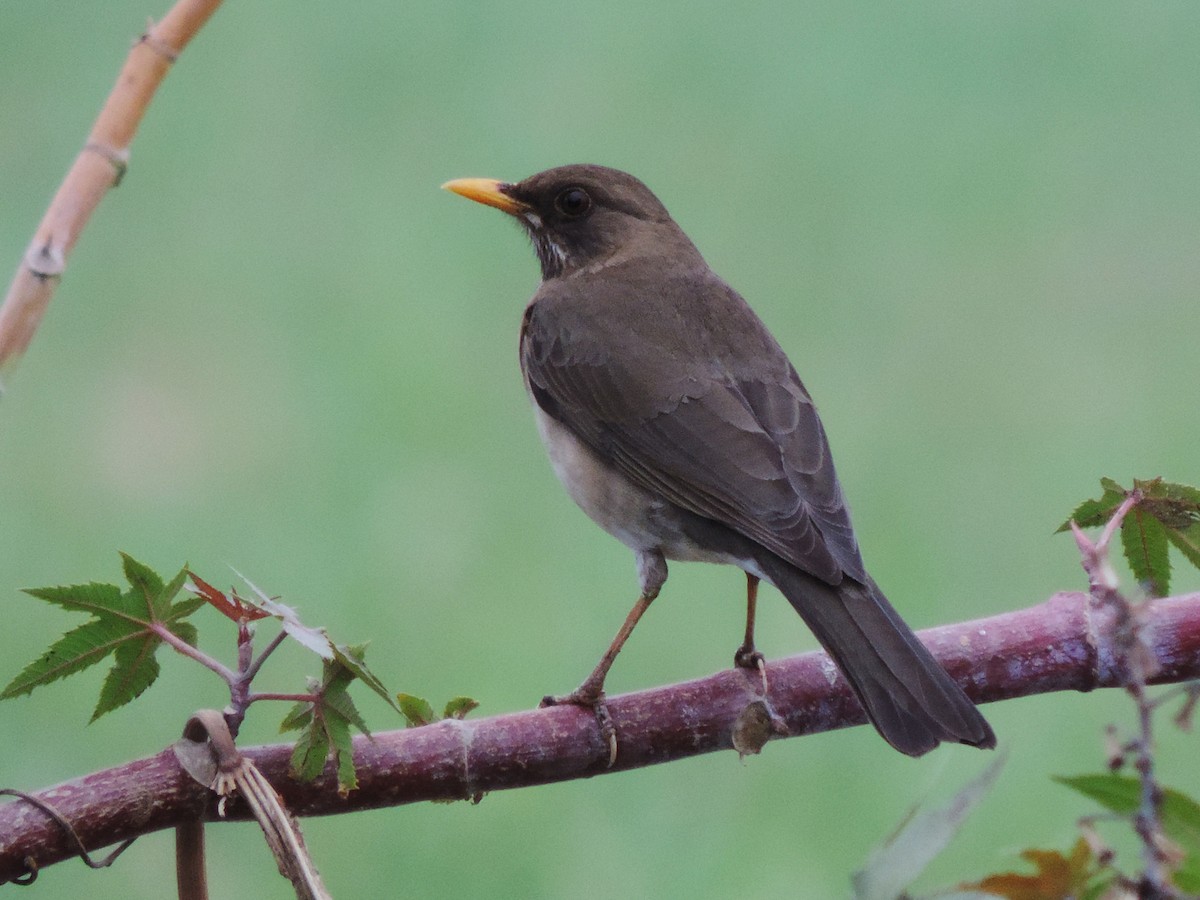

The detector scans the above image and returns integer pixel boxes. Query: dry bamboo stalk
[0,0,225,384]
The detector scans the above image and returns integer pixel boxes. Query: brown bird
[444,165,994,758]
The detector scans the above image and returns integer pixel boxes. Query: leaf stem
[149,622,236,684]
[244,629,288,685]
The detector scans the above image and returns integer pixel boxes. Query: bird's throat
[528,229,568,280]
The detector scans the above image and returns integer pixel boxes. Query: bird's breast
[527,396,756,574]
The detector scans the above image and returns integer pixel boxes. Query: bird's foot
[540,687,618,768]
[733,646,770,694]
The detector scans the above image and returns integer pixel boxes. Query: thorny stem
[1072,489,1176,897]
[226,626,290,736]
[152,614,293,738]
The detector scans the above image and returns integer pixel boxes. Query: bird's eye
[554,187,592,218]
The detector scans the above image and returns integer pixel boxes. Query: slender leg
[733,573,769,693]
[541,549,667,767]
[542,590,657,708]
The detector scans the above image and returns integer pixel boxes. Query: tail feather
[758,557,995,757]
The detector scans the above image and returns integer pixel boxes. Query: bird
[443,164,995,758]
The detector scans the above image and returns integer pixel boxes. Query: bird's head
[443,164,697,280]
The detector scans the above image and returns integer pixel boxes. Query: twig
[1071,493,1176,897]
[148,622,238,683]
[0,0,225,380]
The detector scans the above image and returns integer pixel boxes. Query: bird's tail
[756,556,995,757]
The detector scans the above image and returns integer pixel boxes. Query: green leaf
[443,696,479,720]
[1057,480,1127,532]
[335,739,358,795]
[120,553,171,618]
[24,582,131,619]
[1,617,138,699]
[398,693,438,727]
[279,702,313,733]
[322,703,357,795]
[285,655,373,789]
[169,620,199,648]
[1167,523,1200,571]
[4,558,203,718]
[323,683,371,738]
[289,714,330,782]
[332,643,396,711]
[92,637,161,721]
[157,565,193,615]
[166,594,207,622]
[1055,774,1200,890]
[1161,481,1200,506]
[1121,508,1171,596]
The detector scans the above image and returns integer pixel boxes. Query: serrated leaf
[289,716,330,782]
[1160,480,1200,506]
[166,595,207,623]
[853,753,1004,900]
[323,684,371,738]
[443,696,479,720]
[92,637,161,721]
[335,739,358,796]
[120,553,170,618]
[1121,509,1171,596]
[1,617,138,699]
[397,693,438,727]
[1167,523,1200,570]
[332,643,396,710]
[1057,481,1127,533]
[170,620,199,648]
[1055,774,1200,890]
[186,572,269,622]
[322,704,357,795]
[279,702,313,733]
[5,558,192,719]
[24,582,130,619]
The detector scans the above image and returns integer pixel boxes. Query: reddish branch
[3,590,1199,885]
[0,0,225,377]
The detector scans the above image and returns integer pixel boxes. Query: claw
[734,646,770,695]
[540,690,619,767]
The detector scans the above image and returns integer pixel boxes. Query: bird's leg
[541,550,666,767]
[733,573,769,693]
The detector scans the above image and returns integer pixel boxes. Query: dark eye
[554,187,592,218]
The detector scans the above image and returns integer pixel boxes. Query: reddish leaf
[187,571,268,622]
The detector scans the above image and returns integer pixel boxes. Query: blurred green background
[2,2,1198,897]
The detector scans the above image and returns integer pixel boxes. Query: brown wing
[520,272,866,586]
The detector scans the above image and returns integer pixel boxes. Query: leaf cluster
[1060,477,1200,597]
[0,554,472,795]
[1,554,201,721]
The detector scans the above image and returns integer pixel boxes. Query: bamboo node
[138,20,181,63]
[83,142,131,186]
[24,241,65,280]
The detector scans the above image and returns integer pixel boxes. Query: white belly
[530,403,765,578]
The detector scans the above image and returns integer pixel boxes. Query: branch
[0,0,225,380]
[3,590,1200,884]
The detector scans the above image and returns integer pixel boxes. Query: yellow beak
[441,178,529,215]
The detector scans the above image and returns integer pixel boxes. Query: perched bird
[444,165,994,758]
